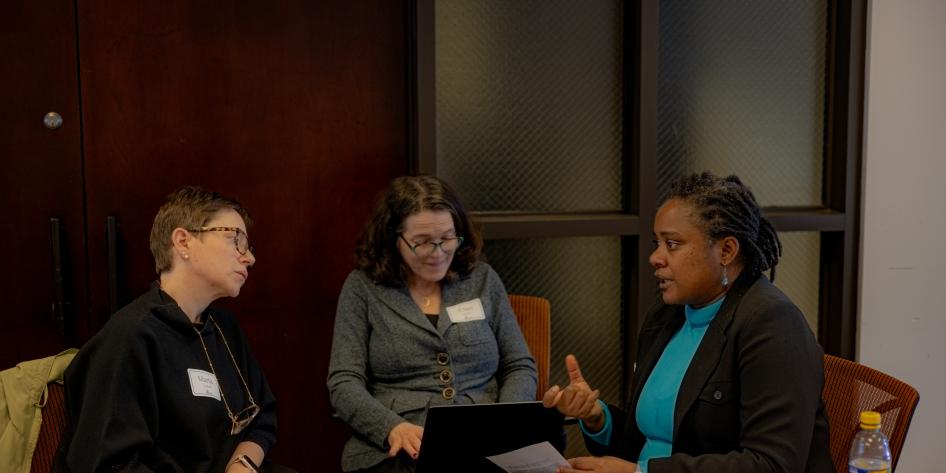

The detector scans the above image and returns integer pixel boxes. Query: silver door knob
[44,112,63,130]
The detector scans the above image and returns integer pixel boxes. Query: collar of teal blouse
[684,296,725,328]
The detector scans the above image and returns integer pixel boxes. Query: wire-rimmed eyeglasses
[193,317,260,436]
[399,234,464,257]
[189,227,255,256]
[228,403,261,435]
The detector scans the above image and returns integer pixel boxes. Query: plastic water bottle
[848,411,892,473]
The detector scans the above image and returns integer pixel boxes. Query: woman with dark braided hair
[545,172,833,473]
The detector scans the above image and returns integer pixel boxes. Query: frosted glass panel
[436,0,624,212]
[484,236,623,456]
[657,0,827,206]
[773,232,821,335]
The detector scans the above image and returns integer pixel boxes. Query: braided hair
[667,172,782,281]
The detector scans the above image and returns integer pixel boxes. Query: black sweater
[56,285,277,473]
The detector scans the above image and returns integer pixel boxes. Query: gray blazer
[327,262,538,471]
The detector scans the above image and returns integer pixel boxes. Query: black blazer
[587,273,834,473]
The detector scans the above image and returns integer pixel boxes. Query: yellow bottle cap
[860,411,882,429]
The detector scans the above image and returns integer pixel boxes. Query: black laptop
[415,401,566,473]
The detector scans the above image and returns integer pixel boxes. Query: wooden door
[0,0,89,369]
[76,1,407,470]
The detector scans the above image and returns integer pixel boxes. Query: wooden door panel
[77,1,407,470]
[0,0,88,369]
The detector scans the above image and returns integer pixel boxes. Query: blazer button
[713,390,723,400]
[439,369,453,383]
[436,352,450,365]
[442,387,456,400]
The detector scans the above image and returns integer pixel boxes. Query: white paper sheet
[485,441,569,473]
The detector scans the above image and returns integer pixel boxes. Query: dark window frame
[409,1,865,369]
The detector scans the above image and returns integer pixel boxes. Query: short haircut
[667,171,782,280]
[149,186,252,274]
[355,175,482,286]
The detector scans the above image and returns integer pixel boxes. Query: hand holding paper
[556,455,638,473]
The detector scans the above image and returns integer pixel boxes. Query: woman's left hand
[556,456,637,473]
[387,421,424,459]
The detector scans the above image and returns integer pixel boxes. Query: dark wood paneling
[0,0,88,369]
[76,1,407,470]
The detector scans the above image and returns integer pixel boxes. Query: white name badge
[188,368,221,401]
[446,298,486,323]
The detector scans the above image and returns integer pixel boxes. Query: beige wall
[860,0,946,471]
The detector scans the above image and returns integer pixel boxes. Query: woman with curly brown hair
[328,175,537,473]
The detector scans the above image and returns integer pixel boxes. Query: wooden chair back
[29,382,67,473]
[509,294,551,401]
[822,354,919,472]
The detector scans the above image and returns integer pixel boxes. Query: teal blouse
[582,297,725,472]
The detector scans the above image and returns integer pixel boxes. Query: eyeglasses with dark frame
[399,234,464,257]
[189,226,255,256]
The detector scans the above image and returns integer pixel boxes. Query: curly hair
[149,186,252,275]
[667,172,782,281]
[355,175,482,286]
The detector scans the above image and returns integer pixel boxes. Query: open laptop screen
[415,401,566,473]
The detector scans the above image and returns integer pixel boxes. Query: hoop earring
[721,265,729,287]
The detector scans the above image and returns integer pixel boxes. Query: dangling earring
[721,265,729,287]
[182,253,189,260]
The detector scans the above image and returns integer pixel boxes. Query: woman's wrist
[582,402,606,432]
[229,454,259,473]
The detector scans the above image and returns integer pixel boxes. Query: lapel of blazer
[630,306,685,407]
[434,270,480,335]
[438,268,488,336]
[370,280,442,337]
[671,274,755,439]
